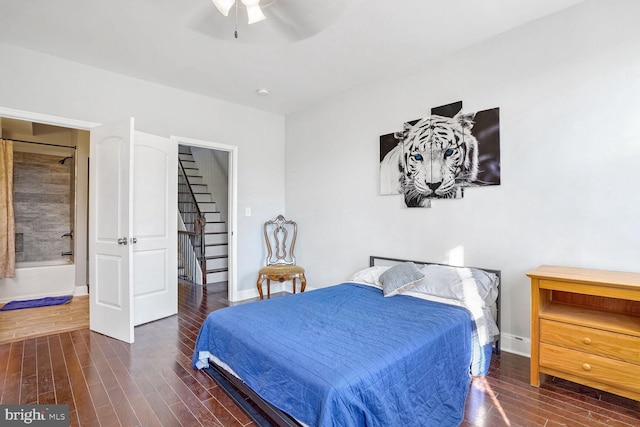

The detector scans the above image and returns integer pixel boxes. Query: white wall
[0,42,285,295]
[285,0,640,355]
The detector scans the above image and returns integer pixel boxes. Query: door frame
[171,136,238,302]
[0,106,99,294]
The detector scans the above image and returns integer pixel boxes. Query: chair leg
[267,279,271,299]
[257,276,264,300]
[292,278,297,294]
[300,274,307,293]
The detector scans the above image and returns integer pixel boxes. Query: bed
[192,256,500,427]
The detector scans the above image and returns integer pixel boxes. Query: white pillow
[350,266,391,288]
[410,264,499,308]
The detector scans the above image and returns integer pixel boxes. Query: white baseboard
[235,283,287,301]
[74,285,88,296]
[234,283,317,302]
[499,333,531,357]
[234,288,260,301]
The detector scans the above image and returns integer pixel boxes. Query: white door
[89,118,134,343]
[132,132,178,325]
[90,120,178,343]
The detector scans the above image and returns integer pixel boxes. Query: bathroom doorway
[0,117,90,304]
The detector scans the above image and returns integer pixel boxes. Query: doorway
[0,116,90,304]
[173,136,238,302]
[0,107,238,342]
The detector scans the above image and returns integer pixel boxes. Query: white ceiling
[0,0,588,115]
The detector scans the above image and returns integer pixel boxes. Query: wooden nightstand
[528,265,640,401]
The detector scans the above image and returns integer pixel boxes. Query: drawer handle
[582,337,592,345]
[582,363,592,371]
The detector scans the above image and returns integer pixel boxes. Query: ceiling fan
[196,0,357,43]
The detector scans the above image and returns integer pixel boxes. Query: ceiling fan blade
[245,5,266,24]
[211,0,235,17]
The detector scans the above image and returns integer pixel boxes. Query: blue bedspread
[193,283,473,427]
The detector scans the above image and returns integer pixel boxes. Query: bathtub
[0,259,77,303]
[16,259,74,268]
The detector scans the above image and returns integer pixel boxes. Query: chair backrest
[263,215,298,266]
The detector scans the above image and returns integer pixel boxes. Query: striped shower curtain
[0,139,15,278]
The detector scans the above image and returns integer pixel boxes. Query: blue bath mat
[0,295,73,311]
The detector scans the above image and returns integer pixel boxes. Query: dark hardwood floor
[1,281,639,426]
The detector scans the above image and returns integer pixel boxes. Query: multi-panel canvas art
[380,101,500,208]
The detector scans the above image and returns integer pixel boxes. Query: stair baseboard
[206,270,228,283]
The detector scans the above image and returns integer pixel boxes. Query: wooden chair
[256,215,306,300]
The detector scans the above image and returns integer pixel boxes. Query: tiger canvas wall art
[379,102,500,208]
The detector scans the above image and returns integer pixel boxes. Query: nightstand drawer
[540,319,640,364]
[540,343,640,394]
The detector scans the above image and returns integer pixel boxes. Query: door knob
[117,237,128,245]
[129,237,137,244]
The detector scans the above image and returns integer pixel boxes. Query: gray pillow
[379,262,424,297]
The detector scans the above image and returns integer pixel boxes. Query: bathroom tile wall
[13,152,73,263]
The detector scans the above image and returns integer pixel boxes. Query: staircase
[178,146,229,284]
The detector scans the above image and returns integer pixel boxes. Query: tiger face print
[396,112,478,207]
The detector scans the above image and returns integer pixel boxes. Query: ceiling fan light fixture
[241,0,266,24]
[211,0,235,16]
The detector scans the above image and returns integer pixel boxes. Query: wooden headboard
[370,255,501,354]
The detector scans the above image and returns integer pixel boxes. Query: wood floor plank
[102,384,141,427]
[19,375,38,404]
[141,390,184,427]
[95,403,121,427]
[1,341,24,404]
[63,333,100,426]
[36,337,55,402]
[169,399,202,427]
